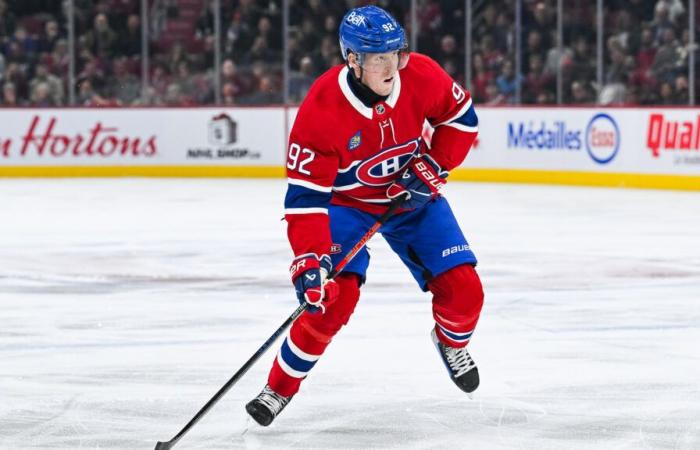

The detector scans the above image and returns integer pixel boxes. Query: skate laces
[444,345,476,378]
[256,385,290,414]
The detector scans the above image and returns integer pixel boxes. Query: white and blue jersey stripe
[436,322,474,344]
[276,336,321,379]
[284,179,332,215]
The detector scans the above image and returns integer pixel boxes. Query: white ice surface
[1,178,699,450]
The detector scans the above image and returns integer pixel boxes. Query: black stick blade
[154,441,172,450]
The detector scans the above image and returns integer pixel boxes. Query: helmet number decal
[287,143,315,176]
[382,22,396,32]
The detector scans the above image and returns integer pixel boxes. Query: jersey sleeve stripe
[337,160,362,173]
[442,121,478,133]
[332,182,363,191]
[288,177,332,192]
[285,183,332,209]
[284,207,328,215]
[433,97,473,127]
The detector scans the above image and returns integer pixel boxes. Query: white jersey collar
[338,66,401,120]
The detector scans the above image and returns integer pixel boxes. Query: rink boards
[0,106,698,190]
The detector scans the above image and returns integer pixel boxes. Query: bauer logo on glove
[387,154,448,209]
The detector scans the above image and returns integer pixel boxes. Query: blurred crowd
[0,0,697,107]
[461,0,699,105]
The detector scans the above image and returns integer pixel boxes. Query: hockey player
[246,5,483,426]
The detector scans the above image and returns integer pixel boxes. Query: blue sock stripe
[280,339,318,374]
[437,324,473,342]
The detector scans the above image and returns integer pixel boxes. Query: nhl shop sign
[186,113,261,160]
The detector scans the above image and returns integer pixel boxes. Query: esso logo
[585,113,620,164]
[356,140,419,186]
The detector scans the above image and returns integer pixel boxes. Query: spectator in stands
[526,1,555,50]
[543,31,573,80]
[495,60,523,103]
[256,15,280,53]
[76,77,94,105]
[172,60,196,100]
[221,81,236,105]
[524,53,553,103]
[84,13,118,59]
[0,0,16,38]
[567,35,596,86]
[289,55,315,103]
[7,26,39,64]
[568,80,594,104]
[436,34,463,74]
[241,35,277,65]
[244,74,280,104]
[657,0,686,25]
[311,34,340,73]
[3,62,28,101]
[524,30,545,74]
[117,14,142,57]
[484,81,506,105]
[109,56,140,105]
[77,76,119,106]
[196,0,218,39]
[163,82,191,106]
[632,26,657,88]
[221,58,246,97]
[38,19,62,54]
[1,81,20,106]
[657,80,676,104]
[49,38,70,76]
[649,1,675,45]
[77,52,106,91]
[225,10,255,62]
[30,81,54,106]
[600,38,633,104]
[29,63,63,105]
[0,50,5,79]
[651,27,681,83]
[442,59,464,87]
[165,42,189,76]
[491,11,512,55]
[480,34,504,73]
[286,31,304,72]
[610,10,639,55]
[673,74,689,103]
[471,52,494,103]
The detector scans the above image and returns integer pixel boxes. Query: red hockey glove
[386,154,448,209]
[289,253,339,314]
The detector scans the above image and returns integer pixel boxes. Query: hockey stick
[154,194,406,450]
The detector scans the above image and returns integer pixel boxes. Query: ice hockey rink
[1,178,699,449]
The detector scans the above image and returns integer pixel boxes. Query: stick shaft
[155,196,405,449]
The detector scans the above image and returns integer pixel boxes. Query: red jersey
[284,53,478,258]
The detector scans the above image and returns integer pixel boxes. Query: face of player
[350,51,400,96]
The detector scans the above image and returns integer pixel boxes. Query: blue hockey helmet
[339,6,407,62]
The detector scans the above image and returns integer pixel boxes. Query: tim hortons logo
[0,115,157,158]
[647,113,700,157]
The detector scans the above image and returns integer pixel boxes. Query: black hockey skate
[245,385,293,426]
[431,329,479,394]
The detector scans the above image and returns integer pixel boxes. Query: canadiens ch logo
[375,104,385,115]
[355,139,420,186]
[348,131,362,150]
